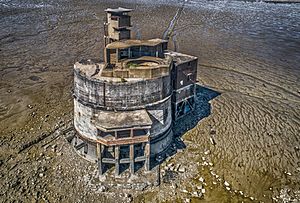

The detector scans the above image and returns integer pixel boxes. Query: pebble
[224,181,230,187]
[184,198,191,203]
[178,166,186,173]
[204,150,210,155]
[196,185,203,190]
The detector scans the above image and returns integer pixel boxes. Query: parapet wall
[74,68,172,110]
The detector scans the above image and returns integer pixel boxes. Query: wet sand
[0,0,300,202]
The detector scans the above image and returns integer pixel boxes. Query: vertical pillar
[84,143,88,154]
[115,146,120,176]
[116,49,119,63]
[128,47,131,58]
[130,129,133,137]
[96,143,103,175]
[145,142,150,171]
[130,144,134,174]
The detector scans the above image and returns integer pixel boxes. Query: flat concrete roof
[165,51,198,66]
[92,110,153,131]
[106,38,168,49]
[105,7,133,13]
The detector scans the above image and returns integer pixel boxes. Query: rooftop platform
[165,51,197,66]
[106,38,168,49]
[92,109,152,131]
[105,7,133,13]
[74,56,171,81]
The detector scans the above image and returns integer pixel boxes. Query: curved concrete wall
[74,70,171,109]
[74,99,98,141]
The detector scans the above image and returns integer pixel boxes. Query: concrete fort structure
[70,7,198,176]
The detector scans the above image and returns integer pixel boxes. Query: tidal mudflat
[0,0,299,202]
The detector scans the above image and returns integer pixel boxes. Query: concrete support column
[116,49,119,62]
[115,146,120,175]
[145,142,150,171]
[84,143,88,154]
[130,144,134,174]
[96,143,103,175]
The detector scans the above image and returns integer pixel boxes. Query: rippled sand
[0,0,299,202]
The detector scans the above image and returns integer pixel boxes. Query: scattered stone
[209,137,216,145]
[199,177,204,182]
[213,181,217,185]
[201,188,206,194]
[250,196,254,200]
[178,166,186,173]
[182,189,188,193]
[184,198,191,203]
[39,173,44,177]
[226,187,231,191]
[204,150,210,155]
[27,104,33,109]
[239,191,244,195]
[224,181,230,187]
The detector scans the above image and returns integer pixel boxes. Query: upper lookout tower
[104,7,133,46]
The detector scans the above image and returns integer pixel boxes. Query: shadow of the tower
[150,84,221,170]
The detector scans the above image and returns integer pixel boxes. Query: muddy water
[0,0,299,202]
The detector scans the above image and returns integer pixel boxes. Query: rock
[39,173,44,177]
[27,104,33,109]
[226,187,230,191]
[184,198,191,203]
[199,177,204,182]
[182,189,188,193]
[239,191,244,195]
[250,196,254,200]
[204,150,210,155]
[209,137,216,145]
[196,185,203,190]
[201,188,206,194]
[209,162,214,166]
[224,181,230,187]
[178,166,186,173]
[213,181,217,185]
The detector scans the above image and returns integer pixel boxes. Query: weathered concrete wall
[74,70,172,109]
[74,99,98,141]
[147,97,172,139]
[150,127,173,156]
